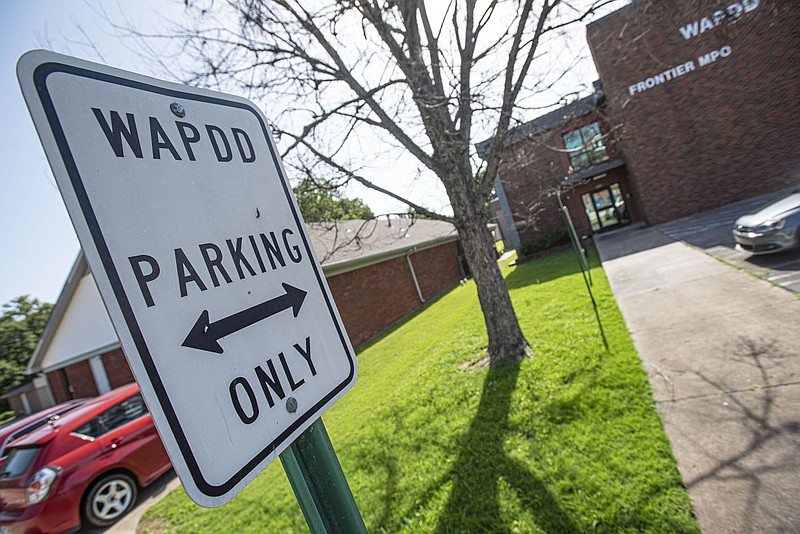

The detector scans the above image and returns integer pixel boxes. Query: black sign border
[32,61,356,497]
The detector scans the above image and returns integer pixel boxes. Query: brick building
[483,88,636,249]
[488,0,800,250]
[22,219,462,408]
[306,219,463,347]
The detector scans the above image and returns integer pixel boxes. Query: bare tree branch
[129,0,625,364]
[287,133,453,223]
[274,0,438,171]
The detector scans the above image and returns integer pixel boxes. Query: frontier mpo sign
[626,0,760,98]
[18,50,357,507]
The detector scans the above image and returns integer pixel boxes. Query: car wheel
[83,473,138,528]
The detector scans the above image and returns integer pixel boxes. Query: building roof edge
[586,0,640,30]
[26,253,89,375]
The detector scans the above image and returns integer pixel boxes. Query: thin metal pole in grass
[559,195,592,285]
[558,195,609,351]
[279,418,368,534]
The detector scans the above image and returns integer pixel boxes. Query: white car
[733,191,800,254]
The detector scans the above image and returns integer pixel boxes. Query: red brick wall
[41,244,460,399]
[102,347,135,389]
[326,241,461,347]
[47,360,99,403]
[498,112,623,247]
[64,361,98,399]
[410,242,463,302]
[588,0,800,224]
[47,370,70,404]
[498,133,567,248]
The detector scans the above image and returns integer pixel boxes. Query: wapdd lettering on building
[678,0,760,40]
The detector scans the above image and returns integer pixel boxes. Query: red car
[0,400,87,469]
[0,384,171,532]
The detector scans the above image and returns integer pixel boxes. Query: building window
[562,122,609,171]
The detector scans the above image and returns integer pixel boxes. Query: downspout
[406,250,425,303]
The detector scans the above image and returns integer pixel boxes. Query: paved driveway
[656,186,800,292]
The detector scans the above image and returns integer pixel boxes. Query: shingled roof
[307,218,459,276]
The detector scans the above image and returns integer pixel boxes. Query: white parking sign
[18,50,357,507]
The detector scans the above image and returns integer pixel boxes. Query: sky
[0,1,187,307]
[0,1,607,307]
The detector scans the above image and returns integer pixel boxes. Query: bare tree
[158,0,616,367]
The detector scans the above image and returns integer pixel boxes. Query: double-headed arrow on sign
[183,283,307,354]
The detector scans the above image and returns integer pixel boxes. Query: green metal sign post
[280,418,368,534]
[558,195,608,351]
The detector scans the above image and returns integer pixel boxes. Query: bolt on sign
[18,50,358,507]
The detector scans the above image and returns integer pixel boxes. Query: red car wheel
[82,473,138,528]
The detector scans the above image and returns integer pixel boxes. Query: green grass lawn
[141,248,698,533]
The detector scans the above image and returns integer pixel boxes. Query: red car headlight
[26,466,59,505]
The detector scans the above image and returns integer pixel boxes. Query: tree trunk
[456,210,531,367]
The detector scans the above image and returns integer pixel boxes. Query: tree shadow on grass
[351,363,578,533]
[352,351,697,533]
[433,363,576,534]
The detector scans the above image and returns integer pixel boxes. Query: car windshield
[0,447,41,479]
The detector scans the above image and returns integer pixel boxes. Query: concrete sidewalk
[594,225,800,534]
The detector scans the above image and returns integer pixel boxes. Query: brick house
[23,219,462,408]
[486,0,800,250]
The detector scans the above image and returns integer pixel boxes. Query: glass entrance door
[581,183,630,232]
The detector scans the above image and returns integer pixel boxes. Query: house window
[562,122,609,171]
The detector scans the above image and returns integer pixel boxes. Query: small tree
[143,0,617,366]
[294,176,375,222]
[0,297,53,394]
